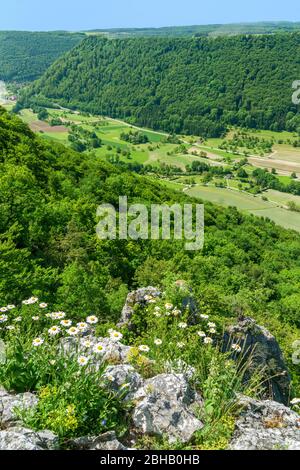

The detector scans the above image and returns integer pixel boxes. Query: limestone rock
[229,396,300,450]
[102,364,143,399]
[117,286,161,329]
[0,389,38,426]
[132,373,203,443]
[223,317,291,405]
[0,427,58,450]
[69,431,127,450]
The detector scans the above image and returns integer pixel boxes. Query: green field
[173,184,300,233]
[185,186,274,211]
[265,189,300,207]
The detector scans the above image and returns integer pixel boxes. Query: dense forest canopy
[0,31,85,82]
[23,34,300,137]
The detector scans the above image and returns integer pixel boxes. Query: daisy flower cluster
[195,315,219,346]
[0,298,103,361]
[60,328,124,369]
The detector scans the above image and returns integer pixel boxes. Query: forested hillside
[1,104,300,335]
[0,31,85,82]
[23,34,300,137]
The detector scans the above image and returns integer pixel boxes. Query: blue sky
[1,0,300,31]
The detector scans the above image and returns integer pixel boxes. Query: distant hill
[0,31,85,82]
[23,33,300,137]
[87,21,300,38]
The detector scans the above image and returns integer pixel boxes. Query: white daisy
[204,337,213,345]
[109,330,123,342]
[77,322,88,331]
[51,311,65,320]
[86,315,98,324]
[32,316,40,321]
[177,342,185,349]
[6,325,15,330]
[39,303,48,309]
[60,319,72,327]
[94,343,105,354]
[165,303,173,310]
[6,305,16,310]
[172,308,181,316]
[14,316,22,322]
[81,339,92,348]
[0,307,8,312]
[32,337,44,347]
[0,315,8,323]
[77,356,89,366]
[208,322,216,328]
[209,328,216,334]
[56,311,66,319]
[200,314,209,320]
[138,345,150,353]
[154,338,162,345]
[22,297,38,305]
[67,327,79,336]
[197,331,206,338]
[48,326,61,336]
[178,322,188,329]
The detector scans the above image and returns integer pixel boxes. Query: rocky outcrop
[0,427,58,450]
[229,396,300,450]
[223,317,291,405]
[103,364,143,399]
[0,388,38,427]
[117,286,161,329]
[69,431,128,450]
[132,373,203,443]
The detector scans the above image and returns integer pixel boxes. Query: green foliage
[23,34,300,137]
[0,31,84,82]
[120,130,149,144]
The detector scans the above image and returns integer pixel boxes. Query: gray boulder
[223,317,291,405]
[102,364,143,399]
[117,286,161,329]
[132,373,203,443]
[0,427,58,450]
[229,396,300,450]
[0,389,38,426]
[69,431,127,450]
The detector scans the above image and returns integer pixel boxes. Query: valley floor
[18,106,300,233]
